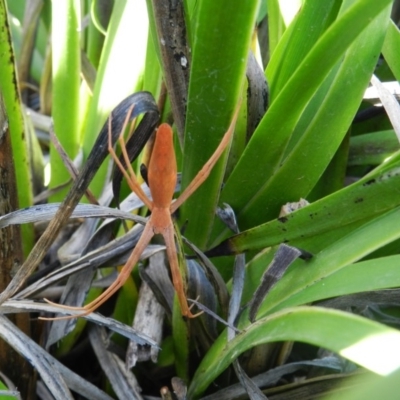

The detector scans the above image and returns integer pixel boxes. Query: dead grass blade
[89,325,143,399]
[0,203,147,228]
[1,299,158,347]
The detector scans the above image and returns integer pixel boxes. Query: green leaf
[382,20,400,81]
[322,368,400,400]
[349,130,399,166]
[82,0,149,197]
[258,205,400,316]
[85,0,108,68]
[189,307,400,398]
[290,254,400,306]
[267,0,341,100]
[0,0,33,253]
[213,0,392,246]
[210,154,400,255]
[178,0,260,248]
[242,251,400,311]
[50,0,81,201]
[266,0,288,57]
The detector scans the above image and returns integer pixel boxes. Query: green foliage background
[1,0,400,398]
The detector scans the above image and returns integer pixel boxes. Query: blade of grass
[267,0,340,101]
[208,153,400,256]
[285,254,400,308]
[258,205,400,317]
[322,367,400,400]
[179,0,259,248]
[86,0,112,68]
[349,130,398,166]
[266,0,287,57]
[0,0,33,254]
[215,0,392,242]
[246,3,390,214]
[382,20,400,81]
[82,0,149,197]
[50,0,81,201]
[189,307,400,397]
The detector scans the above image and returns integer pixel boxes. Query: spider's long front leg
[42,222,155,320]
[170,102,241,213]
[108,106,153,210]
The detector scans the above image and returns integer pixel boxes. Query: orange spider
[44,101,241,319]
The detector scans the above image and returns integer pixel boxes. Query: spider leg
[41,222,155,321]
[108,105,153,210]
[170,101,241,213]
[163,224,203,318]
[40,300,101,321]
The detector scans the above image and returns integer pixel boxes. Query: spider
[44,101,241,319]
